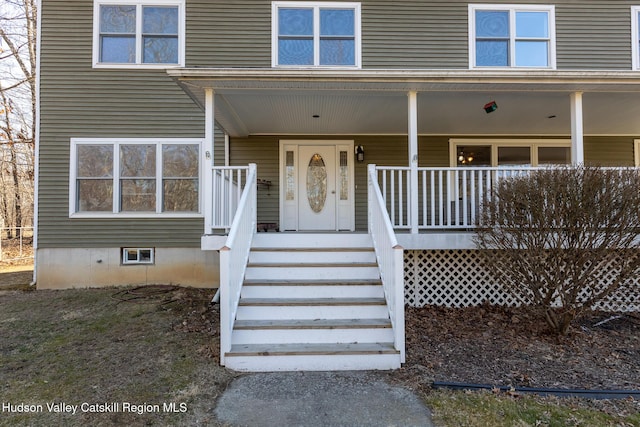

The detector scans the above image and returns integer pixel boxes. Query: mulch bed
[396,305,640,392]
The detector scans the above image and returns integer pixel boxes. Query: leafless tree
[0,0,36,236]
[474,166,640,335]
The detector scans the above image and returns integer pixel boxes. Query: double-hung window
[70,139,201,216]
[93,0,184,67]
[272,2,361,68]
[469,5,555,69]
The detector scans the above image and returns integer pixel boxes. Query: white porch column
[204,88,215,233]
[570,92,584,165]
[408,91,419,234]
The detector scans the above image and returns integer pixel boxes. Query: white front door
[280,141,355,231]
[298,145,336,230]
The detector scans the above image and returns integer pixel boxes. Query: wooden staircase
[223,233,402,372]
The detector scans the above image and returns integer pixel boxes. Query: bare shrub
[474,166,640,335]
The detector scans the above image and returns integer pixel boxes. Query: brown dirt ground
[0,265,33,287]
[397,305,640,391]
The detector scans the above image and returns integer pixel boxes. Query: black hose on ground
[432,381,640,400]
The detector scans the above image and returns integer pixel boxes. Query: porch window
[93,0,184,68]
[272,2,361,67]
[451,139,570,168]
[469,5,555,69]
[70,138,201,217]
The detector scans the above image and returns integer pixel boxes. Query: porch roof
[167,68,640,138]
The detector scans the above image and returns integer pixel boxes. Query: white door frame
[279,140,355,231]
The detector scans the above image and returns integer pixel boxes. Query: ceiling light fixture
[483,101,498,113]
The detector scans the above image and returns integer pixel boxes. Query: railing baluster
[438,170,444,227]
[461,170,467,226]
[421,170,427,228]
[398,171,404,227]
[430,170,435,228]
[390,171,396,227]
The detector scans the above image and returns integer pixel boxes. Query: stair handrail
[219,163,257,365]
[368,164,406,362]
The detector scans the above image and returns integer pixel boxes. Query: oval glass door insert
[306,153,327,213]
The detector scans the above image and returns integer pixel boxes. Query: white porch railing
[211,166,252,232]
[375,166,535,230]
[368,165,406,362]
[219,163,257,365]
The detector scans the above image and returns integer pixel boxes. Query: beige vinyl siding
[186,0,271,67]
[556,2,633,70]
[39,0,207,248]
[585,137,635,166]
[362,2,469,68]
[182,0,638,70]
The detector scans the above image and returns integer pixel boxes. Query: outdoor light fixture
[355,145,365,162]
[484,101,498,113]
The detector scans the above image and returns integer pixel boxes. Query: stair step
[251,233,373,249]
[251,247,374,252]
[236,301,389,320]
[231,319,394,345]
[243,279,383,286]
[234,318,392,330]
[244,265,380,281]
[247,262,378,268]
[227,342,399,357]
[249,249,376,264]
[241,282,384,299]
[239,297,386,306]
[224,342,402,371]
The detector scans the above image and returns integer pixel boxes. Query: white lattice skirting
[404,250,640,312]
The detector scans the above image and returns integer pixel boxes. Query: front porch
[166,68,640,371]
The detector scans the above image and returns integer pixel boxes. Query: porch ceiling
[168,69,640,137]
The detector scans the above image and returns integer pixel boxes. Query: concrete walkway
[215,371,434,427]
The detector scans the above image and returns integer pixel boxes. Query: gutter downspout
[31,0,43,287]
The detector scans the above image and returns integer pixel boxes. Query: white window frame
[122,247,155,264]
[92,0,185,69]
[468,4,556,70]
[70,138,203,218]
[634,139,640,166]
[271,1,362,68]
[449,138,571,168]
[632,7,640,70]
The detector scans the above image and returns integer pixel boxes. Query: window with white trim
[632,7,640,70]
[70,139,201,216]
[450,139,571,167]
[272,1,361,68]
[122,247,154,264]
[469,4,555,69]
[93,0,184,67]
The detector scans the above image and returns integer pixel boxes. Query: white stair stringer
[223,233,402,372]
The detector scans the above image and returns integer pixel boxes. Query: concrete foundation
[36,247,219,289]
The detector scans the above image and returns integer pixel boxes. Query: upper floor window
[469,5,555,69]
[272,2,361,68]
[70,139,201,217]
[93,0,184,68]
[632,7,640,70]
